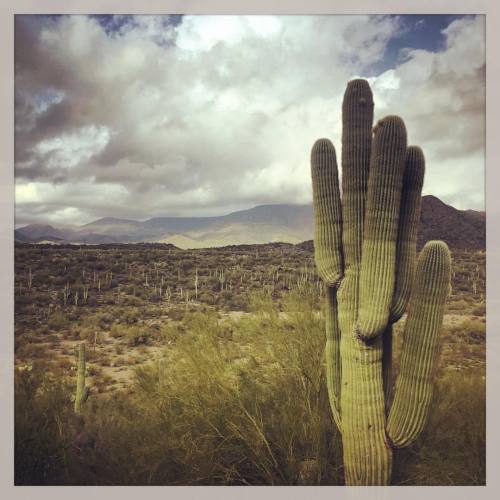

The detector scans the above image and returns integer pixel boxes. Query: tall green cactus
[311,79,451,485]
[74,342,89,414]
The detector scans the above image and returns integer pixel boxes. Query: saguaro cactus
[311,79,451,485]
[74,343,89,414]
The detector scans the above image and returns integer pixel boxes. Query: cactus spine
[311,79,451,485]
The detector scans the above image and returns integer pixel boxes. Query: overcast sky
[15,14,485,227]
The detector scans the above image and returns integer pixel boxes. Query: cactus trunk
[338,273,392,485]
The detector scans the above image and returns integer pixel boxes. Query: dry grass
[15,283,485,485]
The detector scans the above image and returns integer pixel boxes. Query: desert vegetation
[12,12,487,488]
[14,240,485,485]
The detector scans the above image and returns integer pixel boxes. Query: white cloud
[34,125,111,169]
[14,14,484,227]
[175,15,283,53]
[369,16,485,209]
[15,179,129,225]
[15,182,41,204]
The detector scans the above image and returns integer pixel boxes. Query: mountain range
[15,195,485,250]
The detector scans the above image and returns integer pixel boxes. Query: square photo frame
[1,1,498,498]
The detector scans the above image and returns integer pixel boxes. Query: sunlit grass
[15,285,485,485]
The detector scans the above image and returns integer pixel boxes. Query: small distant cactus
[311,79,451,485]
[74,343,89,414]
[27,266,33,290]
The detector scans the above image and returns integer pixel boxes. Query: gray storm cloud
[15,14,485,226]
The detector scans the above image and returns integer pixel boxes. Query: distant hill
[15,224,69,242]
[417,195,485,250]
[15,195,484,250]
[82,217,143,232]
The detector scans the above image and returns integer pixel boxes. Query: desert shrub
[197,291,215,305]
[47,311,70,331]
[17,343,47,359]
[168,306,186,322]
[96,312,113,329]
[68,287,342,485]
[447,318,486,344]
[220,289,233,301]
[225,292,249,311]
[66,309,82,321]
[123,325,152,346]
[123,295,143,307]
[87,297,98,307]
[393,368,485,485]
[87,365,102,377]
[248,290,280,323]
[159,322,184,343]
[15,363,74,485]
[471,303,486,317]
[121,308,141,324]
[27,291,51,306]
[109,324,123,338]
[446,299,469,313]
[84,286,482,486]
[78,327,103,344]
[207,276,222,292]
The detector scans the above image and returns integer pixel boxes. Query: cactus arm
[311,138,343,286]
[74,342,86,414]
[390,146,425,322]
[325,286,342,429]
[357,116,408,340]
[383,146,425,407]
[310,138,343,428]
[386,241,451,448]
[341,79,373,275]
[311,138,344,429]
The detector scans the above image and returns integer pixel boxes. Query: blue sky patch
[367,14,473,75]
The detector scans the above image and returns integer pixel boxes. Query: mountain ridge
[15,195,485,250]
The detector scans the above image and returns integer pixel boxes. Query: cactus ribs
[311,79,451,485]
